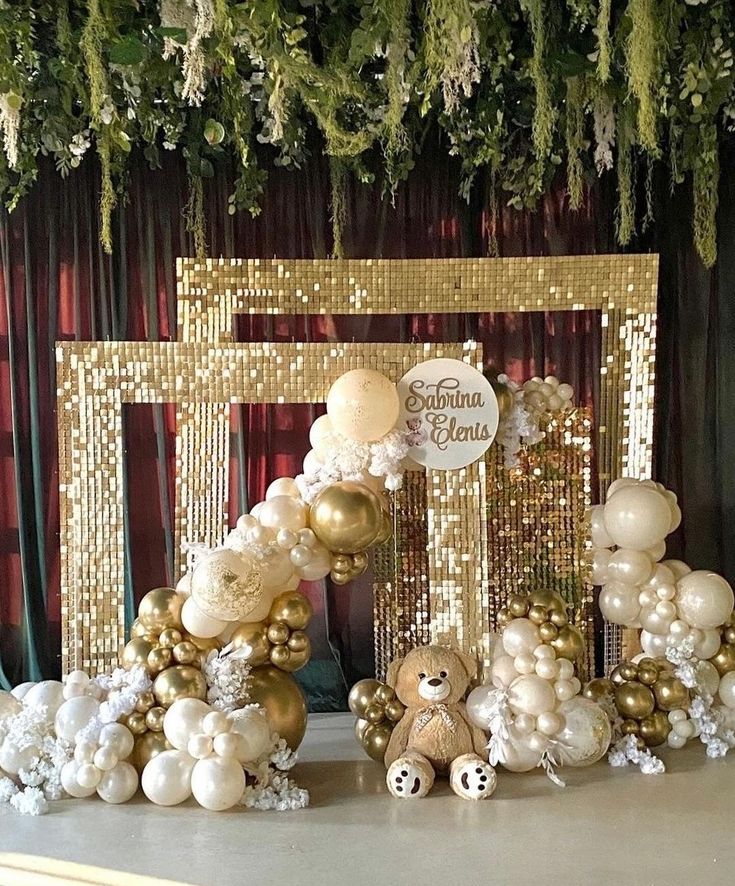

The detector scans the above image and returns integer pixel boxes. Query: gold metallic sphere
[331,554,353,575]
[639,710,671,747]
[158,628,183,649]
[121,638,154,671]
[619,663,639,682]
[280,644,310,672]
[653,676,690,712]
[610,665,627,686]
[153,664,207,709]
[310,481,385,554]
[724,626,735,645]
[247,665,308,750]
[496,608,513,627]
[549,610,568,627]
[615,682,656,720]
[508,595,529,618]
[126,712,147,735]
[268,591,313,631]
[230,622,271,667]
[710,643,735,677]
[384,699,405,722]
[361,723,393,763]
[348,679,381,718]
[267,621,291,646]
[172,640,198,665]
[374,684,395,705]
[539,621,558,642]
[138,587,184,633]
[551,624,584,661]
[147,646,173,674]
[364,703,385,725]
[145,706,166,732]
[330,570,352,586]
[131,619,148,639]
[528,590,566,613]
[131,731,172,773]
[270,645,292,669]
[637,665,659,686]
[135,691,155,714]
[621,719,640,736]
[287,631,310,654]
[354,718,370,743]
[528,604,548,625]
[351,551,369,574]
[583,677,614,701]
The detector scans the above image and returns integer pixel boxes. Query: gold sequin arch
[57,256,657,676]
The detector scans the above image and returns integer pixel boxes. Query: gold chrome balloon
[385,700,405,722]
[247,666,308,750]
[122,638,154,671]
[230,622,271,667]
[351,551,369,576]
[710,643,735,676]
[145,706,166,732]
[348,679,381,718]
[135,691,155,713]
[528,589,566,613]
[614,682,655,720]
[268,591,313,631]
[354,718,370,743]
[621,719,640,736]
[131,619,148,639]
[131,731,172,773]
[267,621,291,646]
[653,676,690,712]
[508,595,528,618]
[147,647,173,675]
[619,663,639,682]
[583,677,614,701]
[172,640,198,665]
[158,628,183,649]
[374,684,395,705]
[310,481,384,554]
[364,703,385,725]
[362,723,392,763]
[126,712,147,735]
[287,631,310,654]
[152,664,207,709]
[551,624,584,661]
[270,645,292,669]
[528,604,548,625]
[538,621,558,642]
[138,587,184,633]
[330,571,352,585]
[639,710,671,747]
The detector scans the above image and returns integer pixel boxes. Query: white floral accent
[240,732,309,811]
[0,93,21,169]
[202,647,253,712]
[76,666,152,745]
[608,734,665,774]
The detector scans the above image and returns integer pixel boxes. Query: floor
[1,712,733,886]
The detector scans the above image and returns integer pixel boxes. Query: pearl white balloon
[606,478,639,498]
[508,675,556,716]
[302,449,323,475]
[22,681,66,724]
[258,496,308,533]
[639,605,675,635]
[588,548,611,585]
[326,369,400,443]
[554,697,611,766]
[603,485,672,551]
[249,502,264,520]
[259,548,296,592]
[11,682,35,701]
[495,729,544,772]
[175,571,193,598]
[533,644,555,660]
[309,414,334,455]
[675,571,734,630]
[163,698,212,751]
[527,731,549,753]
[60,760,97,798]
[93,746,118,772]
[276,528,298,550]
[514,653,536,675]
[191,755,246,811]
[607,549,654,586]
[663,559,692,581]
[74,741,96,765]
[672,719,694,740]
[188,734,214,760]
[181,596,228,639]
[667,731,687,749]
[589,505,613,548]
[76,763,102,789]
[640,630,669,657]
[228,707,272,762]
[54,696,100,743]
[599,582,641,625]
[203,711,230,737]
[490,655,521,689]
[99,723,134,760]
[213,733,242,758]
[0,691,21,722]
[0,739,38,775]
[646,540,667,562]
[693,628,722,660]
[514,713,536,736]
[65,670,90,687]
[696,660,721,696]
[465,685,496,729]
[638,587,659,608]
[266,477,300,500]
[502,618,541,657]
[718,672,735,710]
[535,658,559,681]
[289,544,313,568]
[296,543,331,581]
[536,711,563,736]
[556,659,575,681]
[97,761,138,804]
[554,680,575,702]
[668,501,682,533]
[142,750,196,806]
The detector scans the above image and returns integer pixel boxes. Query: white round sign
[397,358,499,470]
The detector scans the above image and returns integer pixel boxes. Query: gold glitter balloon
[639,710,671,747]
[158,628,183,649]
[653,676,690,712]
[153,665,207,709]
[310,481,384,554]
[268,591,313,631]
[348,679,381,718]
[615,682,655,720]
[267,621,291,645]
[145,706,166,732]
[230,622,271,666]
[583,677,614,701]
[147,647,173,674]
[710,643,735,676]
[362,723,392,763]
[131,732,172,773]
[551,624,584,661]
[247,666,308,750]
[138,587,183,633]
[122,638,154,671]
[172,640,198,665]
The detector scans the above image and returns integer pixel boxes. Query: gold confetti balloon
[247,665,308,750]
[348,679,381,718]
[268,591,313,631]
[191,548,263,622]
[138,587,184,633]
[230,622,271,667]
[310,481,384,554]
[152,664,208,709]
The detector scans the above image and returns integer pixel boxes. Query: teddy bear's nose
[427,677,443,687]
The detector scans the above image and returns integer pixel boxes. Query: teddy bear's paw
[449,754,497,800]
[386,753,435,799]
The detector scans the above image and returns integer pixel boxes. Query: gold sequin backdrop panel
[56,340,481,674]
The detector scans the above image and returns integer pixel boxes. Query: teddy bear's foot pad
[449,754,497,800]
[386,754,435,799]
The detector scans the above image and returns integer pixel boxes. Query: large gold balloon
[310,481,384,554]
[152,664,207,709]
[710,643,735,676]
[639,710,671,747]
[354,718,370,743]
[583,677,614,701]
[551,624,584,661]
[131,731,172,773]
[122,638,154,670]
[230,621,271,666]
[247,666,308,750]
[138,587,183,633]
[373,509,393,546]
[653,676,690,712]
[348,679,381,718]
[268,591,313,631]
[362,723,392,763]
[528,589,566,614]
[615,682,655,720]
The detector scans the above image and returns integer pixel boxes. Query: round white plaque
[397,358,499,470]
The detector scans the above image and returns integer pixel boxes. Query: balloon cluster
[709,613,735,678]
[348,679,406,762]
[142,699,272,811]
[520,375,575,415]
[592,479,734,660]
[61,722,138,804]
[467,591,610,773]
[230,590,314,673]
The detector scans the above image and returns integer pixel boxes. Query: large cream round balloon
[141,749,196,806]
[97,761,139,804]
[465,685,497,729]
[23,681,65,724]
[309,414,335,455]
[606,549,654,586]
[191,755,246,811]
[490,655,521,689]
[508,674,556,716]
[501,618,541,657]
[603,485,671,551]
[54,696,100,743]
[675,571,734,630]
[191,548,263,622]
[599,582,641,625]
[0,691,21,722]
[163,698,212,751]
[228,707,272,762]
[326,369,400,443]
[554,697,611,766]
[496,729,544,772]
[257,495,308,533]
[181,595,228,639]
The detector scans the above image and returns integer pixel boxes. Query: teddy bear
[383,645,497,800]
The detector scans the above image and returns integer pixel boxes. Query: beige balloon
[675,570,734,630]
[191,755,246,811]
[191,548,263,622]
[141,750,196,806]
[326,369,400,443]
[258,495,308,532]
[554,697,611,766]
[181,595,227,639]
[603,485,671,551]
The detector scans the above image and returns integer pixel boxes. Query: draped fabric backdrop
[1,139,731,706]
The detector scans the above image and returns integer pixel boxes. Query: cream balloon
[54,696,100,743]
[675,571,734,630]
[646,540,667,562]
[191,755,246,811]
[718,671,735,710]
[141,750,196,806]
[694,628,722,660]
[644,563,676,589]
[23,681,65,724]
[638,605,675,635]
[490,655,520,689]
[258,496,308,533]
[11,682,35,701]
[266,477,300,500]
[589,505,613,548]
[163,698,212,751]
[228,707,272,762]
[175,571,193,598]
[663,559,692,581]
[495,729,544,772]
[501,618,541,657]
[554,697,611,766]
[99,723,135,760]
[259,547,296,592]
[326,369,400,443]
[0,740,38,775]
[302,449,323,475]
[607,549,654,586]
[0,691,21,722]
[97,761,138,804]
[588,548,611,585]
[603,485,672,551]
[508,675,556,716]
[640,630,669,657]
[181,596,228,639]
[60,760,97,798]
[465,685,497,729]
[191,548,263,622]
[696,660,721,696]
[599,582,641,625]
[607,478,639,498]
[296,544,331,581]
[309,414,335,455]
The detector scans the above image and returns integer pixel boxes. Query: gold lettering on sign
[405,377,492,451]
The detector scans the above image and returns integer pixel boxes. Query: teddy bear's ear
[385,656,405,689]
[455,649,480,682]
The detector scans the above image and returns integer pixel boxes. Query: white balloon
[74,741,96,765]
[0,691,21,722]
[607,549,654,586]
[188,734,214,760]
[181,596,228,639]
[296,544,331,581]
[203,711,230,737]
[302,449,323,475]
[599,582,641,625]
[536,711,563,736]
[640,630,669,657]
[142,750,196,806]
[514,653,536,675]
[93,746,118,772]
[495,729,544,772]
[228,707,272,762]
[490,655,520,689]
[588,548,611,585]
[465,685,496,729]
[60,760,97,798]
[718,672,735,710]
[534,658,559,681]
[163,698,212,751]
[76,763,102,789]
[646,540,667,562]
[266,477,300,500]
[99,723,134,760]
[556,659,575,681]
[603,484,671,551]
[639,605,675,635]
[663,559,692,581]
[54,696,100,743]
[667,731,687,749]
[0,739,38,775]
[693,628,722,660]
[589,505,613,548]
[276,528,299,550]
[607,478,639,498]
[309,414,334,455]
[553,697,611,766]
[10,682,35,701]
[508,675,556,716]
[675,571,734,630]
[97,761,138,804]
[191,755,246,811]
[213,733,242,758]
[554,680,576,702]
[501,619,541,657]
[258,496,308,533]
[175,571,193,598]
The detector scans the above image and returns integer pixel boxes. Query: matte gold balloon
[247,666,308,750]
[615,682,655,720]
[385,700,405,722]
[126,712,147,735]
[145,706,166,732]
[348,679,381,717]
[710,643,735,676]
[172,640,198,665]
[310,481,384,554]
[135,691,155,713]
[639,710,671,747]
[122,638,154,671]
[230,622,271,667]
[147,647,173,674]
[158,628,183,649]
[365,703,385,725]
[138,587,184,633]
[528,589,566,613]
[287,630,310,654]
[268,591,313,631]
[362,723,392,763]
[374,683,395,705]
[551,624,584,661]
[267,621,291,645]
[583,677,614,701]
[653,676,690,712]
[131,731,172,773]
[270,645,292,669]
[153,665,207,709]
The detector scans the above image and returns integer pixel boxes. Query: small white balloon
[639,605,675,635]
[514,653,537,675]
[188,734,214,760]
[65,670,90,687]
[718,672,735,710]
[673,719,694,740]
[536,711,563,736]
[663,559,692,581]
[533,644,555,660]
[298,528,317,547]
[175,571,193,598]
[535,658,559,681]
[588,548,611,585]
[191,755,246,811]
[181,596,228,639]
[667,731,687,749]
[265,477,300,500]
[258,496,308,533]
[289,545,313,568]
[668,709,687,724]
[76,763,102,790]
[640,630,669,657]
[141,750,196,806]
[309,414,334,455]
[514,713,536,736]
[74,740,96,765]
[556,659,575,681]
[23,681,66,724]
[60,760,97,798]
[276,528,298,550]
[0,740,38,775]
[296,544,331,581]
[589,505,614,548]
[554,680,575,702]
[54,696,100,743]
[228,707,272,762]
[203,711,230,737]
[490,655,521,689]
[0,691,21,722]
[97,761,138,804]
[99,723,134,760]
[696,660,721,696]
[93,746,118,772]
[163,698,212,751]
[213,733,242,759]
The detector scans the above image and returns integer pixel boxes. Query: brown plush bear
[383,645,497,800]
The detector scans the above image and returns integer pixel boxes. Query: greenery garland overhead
[0,1,733,266]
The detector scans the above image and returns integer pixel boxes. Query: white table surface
[1,712,733,886]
